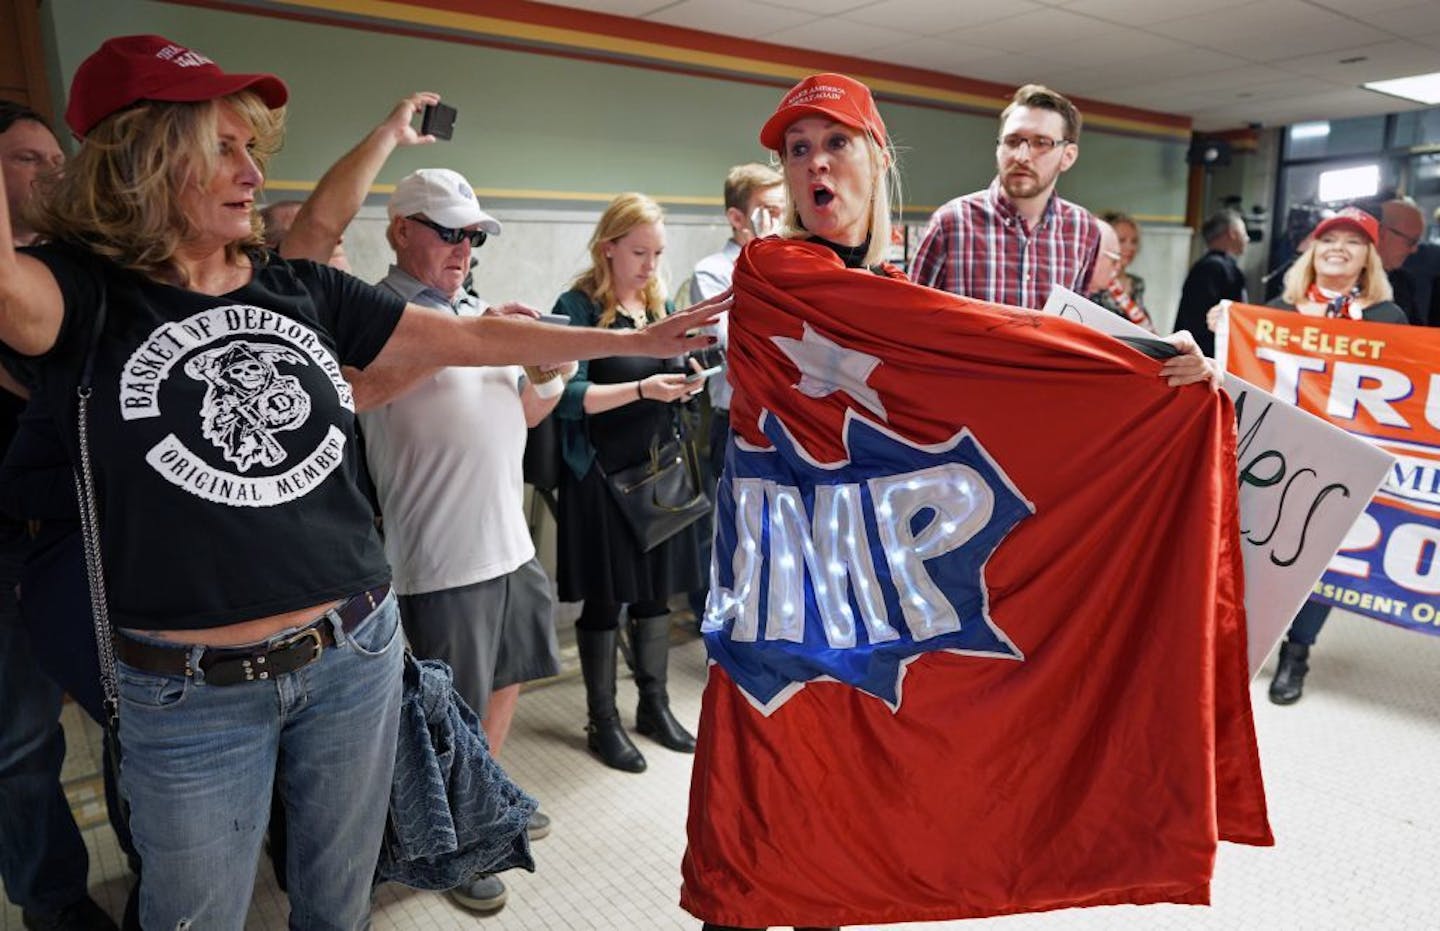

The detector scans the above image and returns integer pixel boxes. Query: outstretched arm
[0,161,64,357]
[365,292,728,374]
[281,92,441,264]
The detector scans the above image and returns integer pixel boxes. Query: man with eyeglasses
[912,84,1100,310]
[1401,204,1440,327]
[1378,198,1425,324]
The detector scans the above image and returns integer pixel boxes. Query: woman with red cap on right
[680,72,1220,931]
[1210,206,1406,706]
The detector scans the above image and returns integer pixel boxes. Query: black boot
[1269,640,1310,705]
[577,628,647,772]
[631,613,697,753]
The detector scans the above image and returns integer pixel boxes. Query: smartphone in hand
[685,365,723,383]
[420,102,457,140]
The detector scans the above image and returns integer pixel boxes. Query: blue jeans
[0,523,89,913]
[118,592,404,931]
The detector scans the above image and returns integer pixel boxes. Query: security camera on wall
[1187,137,1233,168]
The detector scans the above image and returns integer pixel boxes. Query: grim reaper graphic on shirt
[184,340,312,471]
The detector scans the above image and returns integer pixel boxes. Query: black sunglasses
[408,215,488,247]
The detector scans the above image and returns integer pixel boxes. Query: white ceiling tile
[764,0,884,13]
[1031,63,1141,95]
[647,0,817,37]
[938,8,1117,50]
[1192,87,1414,130]
[955,54,1094,88]
[759,16,920,54]
[1359,3,1440,36]
[1145,1,1393,59]
[1057,0,1256,25]
[1102,47,1256,81]
[1269,40,1440,82]
[1307,0,1437,14]
[863,36,1012,74]
[1038,27,1188,65]
[1134,65,1306,97]
[840,0,1042,32]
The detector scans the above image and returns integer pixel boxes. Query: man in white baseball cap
[387,167,502,236]
[366,168,568,915]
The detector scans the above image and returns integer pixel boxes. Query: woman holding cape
[681,73,1224,931]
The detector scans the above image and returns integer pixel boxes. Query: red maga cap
[759,73,887,152]
[1312,206,1380,246]
[65,34,288,138]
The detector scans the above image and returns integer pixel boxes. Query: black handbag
[599,432,711,553]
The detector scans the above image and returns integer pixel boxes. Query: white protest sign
[1043,287,1394,675]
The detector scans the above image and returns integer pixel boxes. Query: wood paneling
[1,0,54,119]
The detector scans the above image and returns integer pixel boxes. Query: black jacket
[1175,250,1247,356]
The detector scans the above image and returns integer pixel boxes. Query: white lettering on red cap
[155,44,214,68]
[786,85,845,107]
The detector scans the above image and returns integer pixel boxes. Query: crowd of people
[0,29,1432,931]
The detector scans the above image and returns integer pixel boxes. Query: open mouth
[813,186,835,208]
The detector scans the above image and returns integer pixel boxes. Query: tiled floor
[4,607,1439,930]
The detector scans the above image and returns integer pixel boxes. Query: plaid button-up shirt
[911,178,1101,310]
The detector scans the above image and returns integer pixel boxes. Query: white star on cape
[771,323,887,420]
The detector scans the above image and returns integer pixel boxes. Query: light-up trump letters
[703,411,1034,713]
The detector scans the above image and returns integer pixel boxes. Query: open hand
[383,92,443,147]
[629,290,730,358]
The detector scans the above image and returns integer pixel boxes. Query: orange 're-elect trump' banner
[1218,303,1440,634]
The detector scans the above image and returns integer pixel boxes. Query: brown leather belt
[114,584,391,687]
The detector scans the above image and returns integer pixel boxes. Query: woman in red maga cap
[0,34,717,929]
[1208,206,1406,706]
[679,73,1219,931]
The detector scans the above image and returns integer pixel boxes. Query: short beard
[1001,171,1049,201]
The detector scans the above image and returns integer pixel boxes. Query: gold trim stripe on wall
[263,179,1188,224]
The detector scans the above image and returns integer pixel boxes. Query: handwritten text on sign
[1218,303,1439,635]
[1045,288,1392,669]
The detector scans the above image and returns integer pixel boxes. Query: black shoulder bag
[597,418,711,553]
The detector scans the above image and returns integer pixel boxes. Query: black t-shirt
[12,243,406,629]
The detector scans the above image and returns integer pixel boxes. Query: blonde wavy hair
[1281,233,1392,308]
[777,131,900,268]
[572,192,668,328]
[32,91,284,285]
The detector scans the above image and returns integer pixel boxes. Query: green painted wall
[43,0,1187,220]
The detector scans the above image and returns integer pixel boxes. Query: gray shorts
[398,556,560,718]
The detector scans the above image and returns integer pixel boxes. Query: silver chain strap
[73,385,119,724]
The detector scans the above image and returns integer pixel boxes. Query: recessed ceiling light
[1363,71,1440,105]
